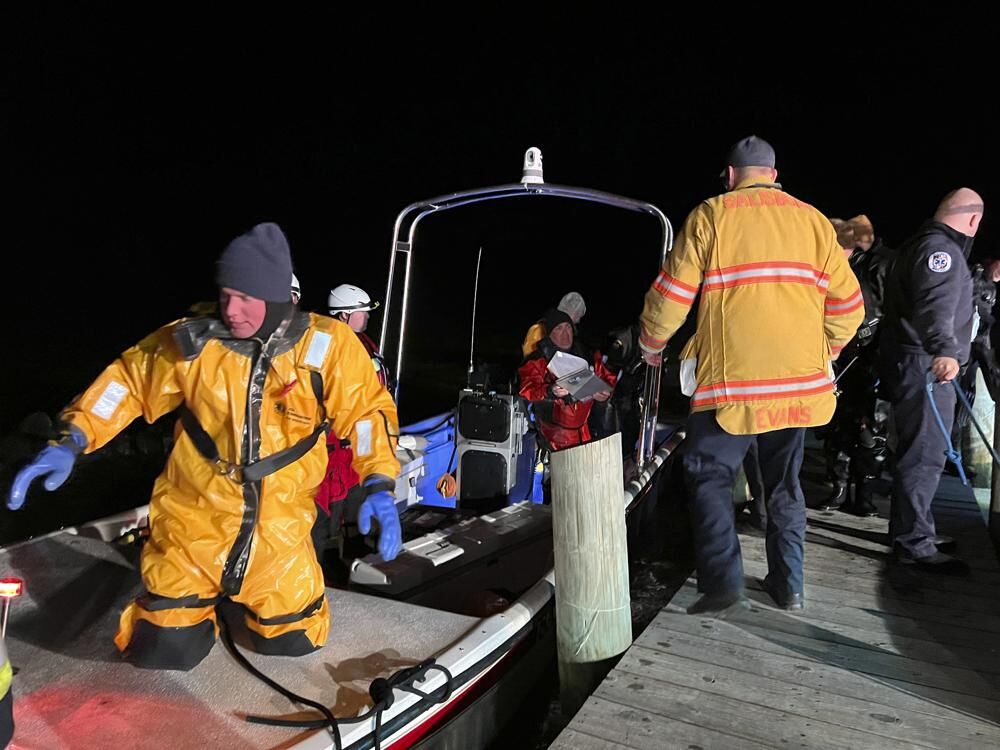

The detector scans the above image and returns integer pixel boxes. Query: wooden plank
[798,533,1000,571]
[806,509,892,528]
[559,695,772,750]
[798,525,891,553]
[741,538,1000,598]
[797,530,1000,578]
[737,582,1000,649]
[670,583,1000,674]
[750,523,1000,584]
[801,521,998,563]
[596,667,932,750]
[802,491,988,520]
[741,539,998,599]
[649,610,1000,704]
[548,728,632,750]
[739,539,1000,595]
[639,615,1000,723]
[552,454,1000,750]
[616,645,1000,748]
[740,557,1000,619]
[807,505,990,531]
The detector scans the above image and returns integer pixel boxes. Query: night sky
[3,9,995,432]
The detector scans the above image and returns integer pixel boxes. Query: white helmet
[290,273,301,302]
[557,291,586,322]
[328,283,379,314]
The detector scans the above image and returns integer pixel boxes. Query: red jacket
[518,344,618,450]
[315,331,387,513]
[315,435,359,512]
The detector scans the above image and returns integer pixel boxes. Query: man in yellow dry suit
[639,136,864,615]
[8,222,402,670]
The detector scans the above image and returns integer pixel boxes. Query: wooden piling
[550,432,631,717]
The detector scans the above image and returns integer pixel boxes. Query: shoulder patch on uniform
[928,251,952,273]
[303,330,332,369]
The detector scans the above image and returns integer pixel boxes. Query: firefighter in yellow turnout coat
[640,137,863,615]
[9,223,402,669]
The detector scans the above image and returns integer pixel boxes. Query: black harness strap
[244,595,325,626]
[179,370,330,484]
[137,593,222,612]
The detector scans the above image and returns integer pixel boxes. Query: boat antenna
[467,246,483,389]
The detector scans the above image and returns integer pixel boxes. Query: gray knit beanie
[216,222,293,302]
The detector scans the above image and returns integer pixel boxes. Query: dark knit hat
[216,222,293,302]
[543,308,574,332]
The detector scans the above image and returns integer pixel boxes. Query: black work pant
[887,353,956,557]
[682,411,807,597]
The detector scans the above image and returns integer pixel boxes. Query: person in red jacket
[518,308,616,451]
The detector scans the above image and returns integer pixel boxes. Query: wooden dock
[550,457,1000,749]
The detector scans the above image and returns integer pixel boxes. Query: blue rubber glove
[358,477,402,561]
[8,427,87,511]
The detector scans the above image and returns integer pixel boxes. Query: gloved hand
[8,426,87,510]
[358,476,402,561]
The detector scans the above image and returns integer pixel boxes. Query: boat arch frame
[378,152,674,467]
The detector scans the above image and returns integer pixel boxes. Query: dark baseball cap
[720,135,776,176]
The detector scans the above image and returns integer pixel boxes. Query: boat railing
[379,148,674,469]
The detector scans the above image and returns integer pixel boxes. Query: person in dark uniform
[819,215,894,516]
[880,188,985,573]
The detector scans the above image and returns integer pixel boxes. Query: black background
[3,8,994,430]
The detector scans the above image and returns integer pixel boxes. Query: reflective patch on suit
[928,252,952,273]
[355,419,373,456]
[91,381,129,420]
[679,357,698,397]
[304,331,332,368]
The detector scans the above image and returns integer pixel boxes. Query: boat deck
[2,533,479,749]
[552,459,1000,749]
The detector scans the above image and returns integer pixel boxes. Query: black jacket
[848,238,894,348]
[883,220,975,362]
[849,239,894,325]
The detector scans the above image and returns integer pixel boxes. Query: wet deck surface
[552,455,1000,749]
[2,534,479,750]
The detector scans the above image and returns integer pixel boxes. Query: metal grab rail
[378,150,674,467]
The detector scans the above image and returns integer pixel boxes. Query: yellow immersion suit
[61,310,399,669]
